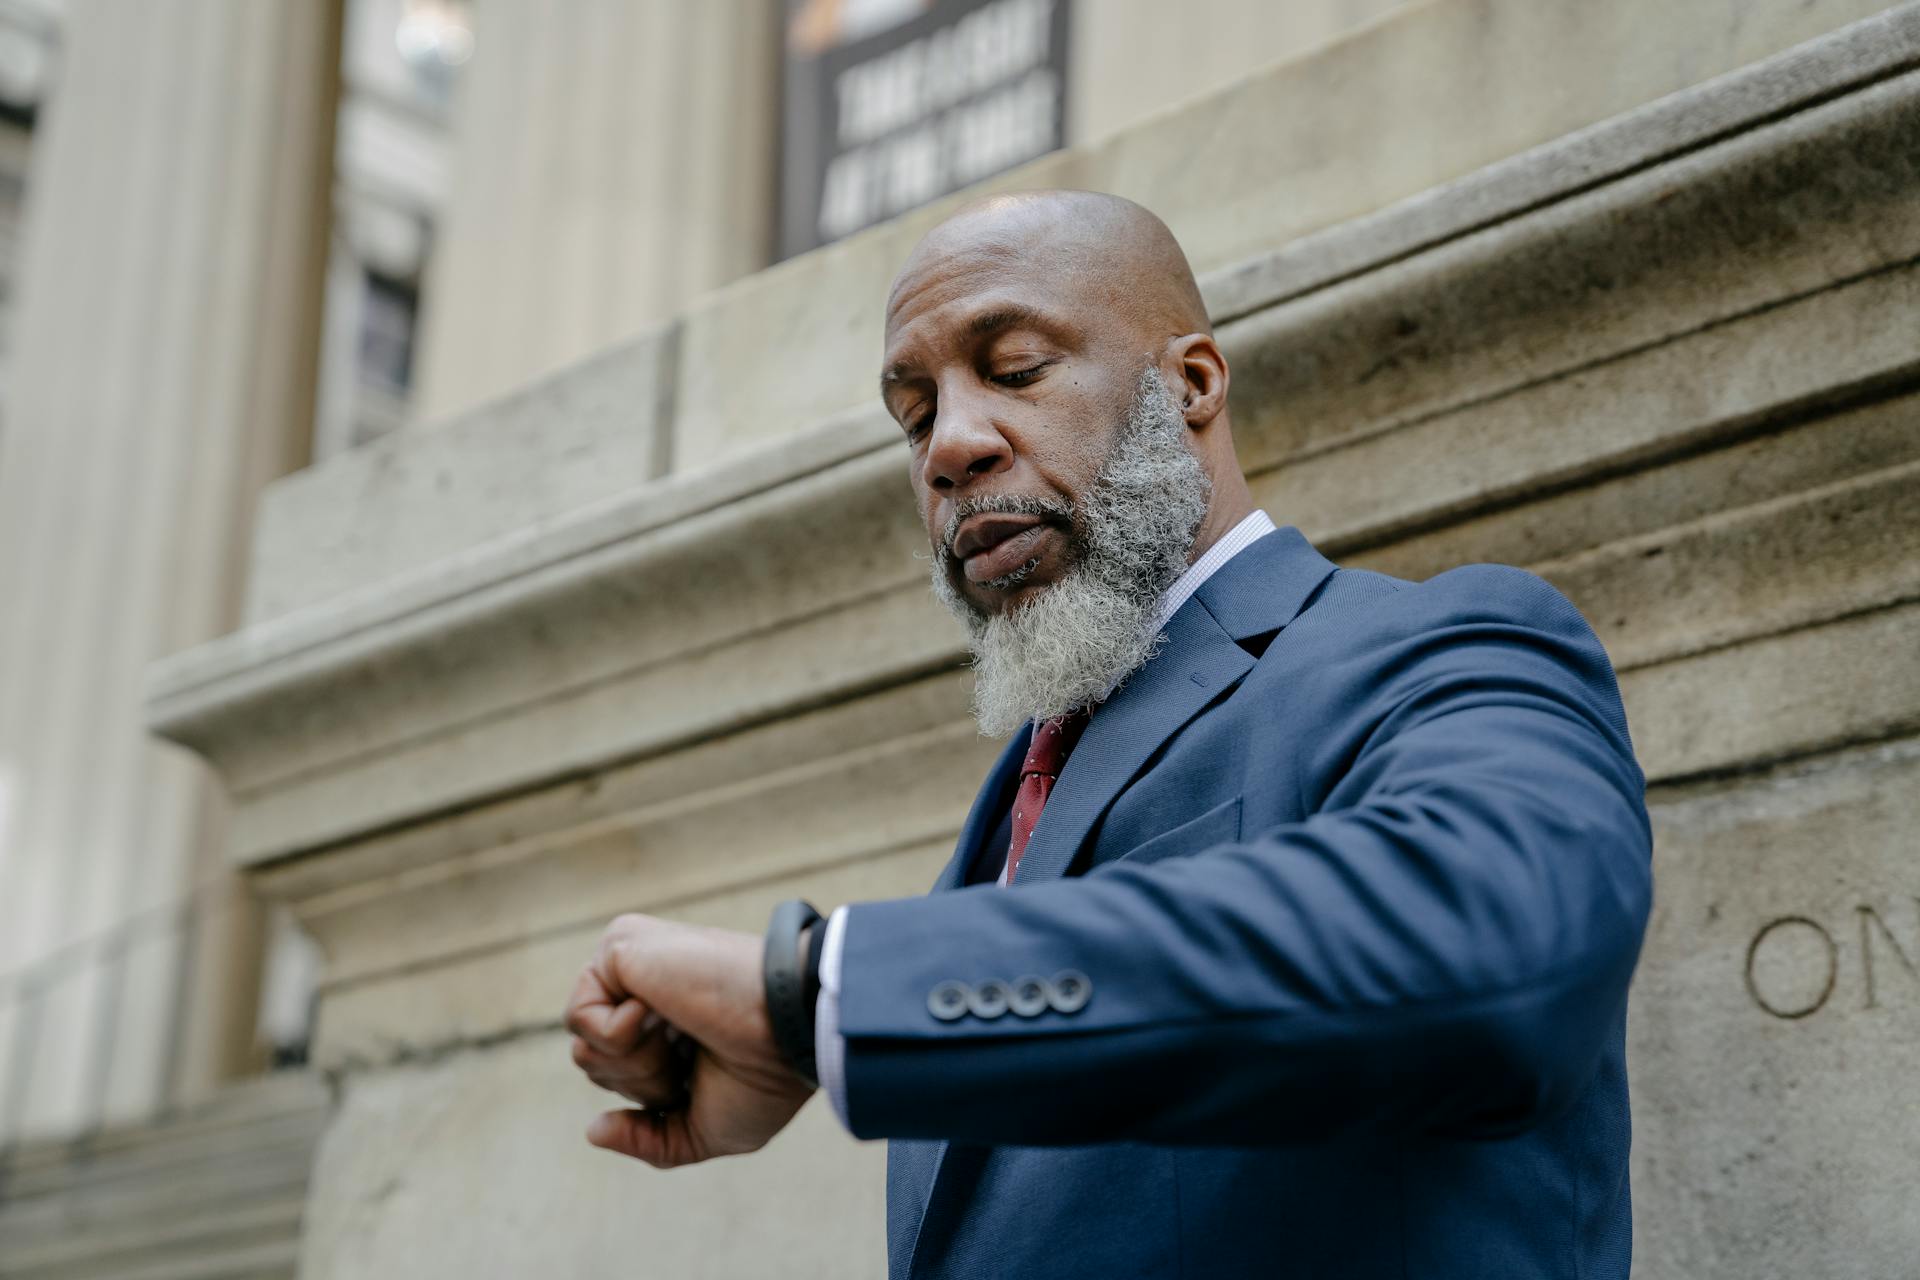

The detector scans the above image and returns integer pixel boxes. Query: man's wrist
[762,899,823,1088]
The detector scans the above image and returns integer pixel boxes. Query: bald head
[887,190,1211,345]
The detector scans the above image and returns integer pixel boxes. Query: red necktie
[1004,712,1090,886]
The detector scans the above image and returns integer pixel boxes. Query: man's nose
[921,399,1012,493]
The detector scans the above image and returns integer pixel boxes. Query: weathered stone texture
[297,1034,887,1280]
[1632,741,1920,1277]
[245,327,679,625]
[1347,391,1920,582]
[305,839,957,1076]
[1622,601,1920,785]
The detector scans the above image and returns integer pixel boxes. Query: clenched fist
[565,913,814,1168]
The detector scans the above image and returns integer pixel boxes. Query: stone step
[2,1072,328,1175]
[0,1147,311,1242]
[0,1075,319,1280]
[0,1237,301,1280]
[0,1107,326,1200]
[0,1194,304,1278]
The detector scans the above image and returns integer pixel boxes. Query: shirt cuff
[814,904,852,1129]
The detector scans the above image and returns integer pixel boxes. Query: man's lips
[950,513,1057,585]
[951,512,1046,561]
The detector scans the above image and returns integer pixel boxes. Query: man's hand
[565,913,814,1168]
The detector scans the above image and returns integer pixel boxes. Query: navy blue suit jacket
[836,526,1653,1279]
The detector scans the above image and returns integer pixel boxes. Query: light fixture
[396,0,475,72]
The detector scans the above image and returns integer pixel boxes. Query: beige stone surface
[1248,247,1920,556]
[244,327,678,625]
[1622,600,1920,785]
[149,403,901,761]
[1542,462,1920,673]
[242,670,986,1065]
[1345,390,1920,582]
[1631,740,1920,1278]
[222,555,954,864]
[250,670,974,903]
[297,1033,887,1280]
[1068,0,1410,145]
[297,710,987,992]
[1222,72,1920,540]
[307,837,955,1075]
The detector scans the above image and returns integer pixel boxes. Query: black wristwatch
[763,899,824,1087]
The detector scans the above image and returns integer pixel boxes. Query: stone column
[0,0,339,1137]
[410,0,779,425]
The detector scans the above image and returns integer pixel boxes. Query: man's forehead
[881,250,1089,389]
[880,292,1078,389]
[886,232,1075,329]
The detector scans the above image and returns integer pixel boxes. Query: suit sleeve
[833,566,1654,1146]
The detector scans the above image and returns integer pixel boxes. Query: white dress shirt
[814,510,1279,1126]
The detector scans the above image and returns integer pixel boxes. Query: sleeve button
[966,979,1011,1019]
[928,980,970,1021]
[1048,969,1092,1014]
[1008,975,1050,1017]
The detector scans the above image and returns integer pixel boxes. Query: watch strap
[763,898,823,1087]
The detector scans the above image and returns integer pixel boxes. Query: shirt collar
[1149,509,1278,636]
[1059,509,1277,718]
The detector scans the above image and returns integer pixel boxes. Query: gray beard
[928,367,1213,738]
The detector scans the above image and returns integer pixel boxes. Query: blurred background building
[0,1,1914,1277]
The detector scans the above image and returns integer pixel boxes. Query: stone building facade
[1,2,1916,1276]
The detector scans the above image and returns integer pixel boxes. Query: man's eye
[993,364,1047,387]
[905,413,933,442]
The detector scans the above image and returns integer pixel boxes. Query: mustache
[939,493,1075,558]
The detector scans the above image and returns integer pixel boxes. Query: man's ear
[1167,333,1229,429]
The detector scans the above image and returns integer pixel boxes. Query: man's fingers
[562,966,619,1047]
[605,999,651,1047]
[587,998,650,1054]
[564,966,650,1054]
[571,1032,688,1109]
[569,1034,600,1071]
[587,1107,701,1169]
[569,1028,672,1076]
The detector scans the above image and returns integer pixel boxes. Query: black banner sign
[778,0,1072,259]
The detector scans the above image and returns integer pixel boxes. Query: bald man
[566,192,1653,1279]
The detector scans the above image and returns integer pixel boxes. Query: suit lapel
[1013,525,1335,886]
[896,524,1339,1273]
[1190,524,1338,646]
[929,725,1029,893]
[1009,600,1254,884]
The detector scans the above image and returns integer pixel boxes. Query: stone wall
[147,3,1920,1276]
